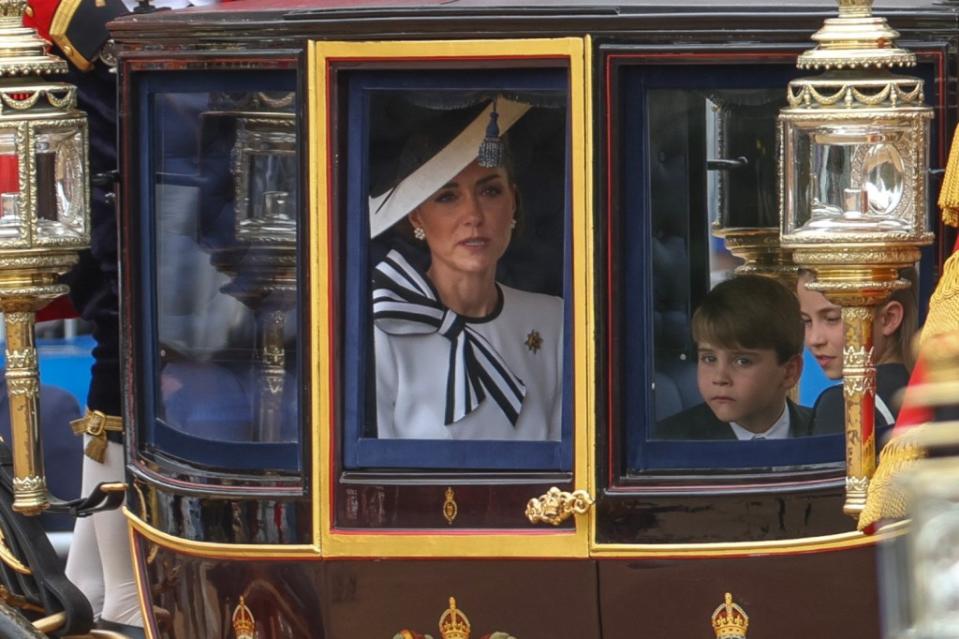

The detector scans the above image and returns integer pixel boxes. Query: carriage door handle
[525,487,594,525]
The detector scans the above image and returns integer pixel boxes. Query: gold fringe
[859,427,928,530]
[919,250,959,349]
[939,124,959,228]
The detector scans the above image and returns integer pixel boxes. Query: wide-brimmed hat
[368,96,531,239]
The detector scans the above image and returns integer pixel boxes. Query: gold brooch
[525,330,542,353]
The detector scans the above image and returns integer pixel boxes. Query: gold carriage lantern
[0,0,89,514]
[779,0,932,517]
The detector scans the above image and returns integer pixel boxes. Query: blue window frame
[621,60,939,474]
[341,68,574,471]
[136,70,302,472]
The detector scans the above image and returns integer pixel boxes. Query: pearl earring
[510,219,517,230]
[414,226,426,240]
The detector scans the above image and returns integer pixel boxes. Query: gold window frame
[308,37,594,558]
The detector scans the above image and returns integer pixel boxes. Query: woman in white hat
[370,96,564,441]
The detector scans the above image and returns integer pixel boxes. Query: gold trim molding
[126,509,318,560]
[589,523,903,558]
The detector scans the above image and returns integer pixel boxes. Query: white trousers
[64,438,143,627]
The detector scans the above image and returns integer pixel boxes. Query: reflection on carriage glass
[141,74,301,471]
[619,63,849,474]
[642,82,790,433]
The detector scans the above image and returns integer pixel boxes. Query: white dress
[375,285,563,441]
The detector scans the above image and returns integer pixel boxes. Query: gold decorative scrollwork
[844,375,876,396]
[791,243,928,261]
[6,377,37,396]
[4,348,36,369]
[0,90,40,111]
[0,255,77,270]
[11,475,45,514]
[443,487,457,525]
[525,487,593,526]
[843,345,874,368]
[3,312,32,326]
[797,53,917,71]
[45,88,74,109]
[0,1,27,18]
[846,475,870,493]
[787,80,923,109]
[843,307,875,323]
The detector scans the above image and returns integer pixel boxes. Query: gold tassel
[859,427,927,530]
[918,250,959,348]
[83,435,107,464]
[939,124,959,228]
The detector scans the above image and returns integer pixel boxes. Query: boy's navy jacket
[655,398,814,440]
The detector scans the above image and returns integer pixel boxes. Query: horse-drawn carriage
[0,0,955,637]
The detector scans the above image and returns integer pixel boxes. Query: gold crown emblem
[711,592,749,639]
[232,596,256,639]
[438,596,471,639]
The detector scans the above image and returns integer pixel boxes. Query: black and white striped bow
[372,250,526,426]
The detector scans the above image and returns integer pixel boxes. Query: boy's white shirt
[729,401,790,440]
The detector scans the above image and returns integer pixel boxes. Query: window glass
[619,63,847,474]
[341,69,572,471]
[140,72,300,471]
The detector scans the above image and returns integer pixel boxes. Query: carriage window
[139,71,301,471]
[341,69,572,471]
[617,62,849,474]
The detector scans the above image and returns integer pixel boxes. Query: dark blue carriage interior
[621,59,939,474]
[342,68,574,471]
[136,70,302,473]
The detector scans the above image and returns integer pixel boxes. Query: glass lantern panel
[236,123,297,241]
[34,127,86,242]
[786,120,921,235]
[0,129,24,242]
[143,76,300,473]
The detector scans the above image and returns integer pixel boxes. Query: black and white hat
[368,96,531,239]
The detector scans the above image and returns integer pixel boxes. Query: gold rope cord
[919,249,959,348]
[859,426,927,530]
[939,124,959,228]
